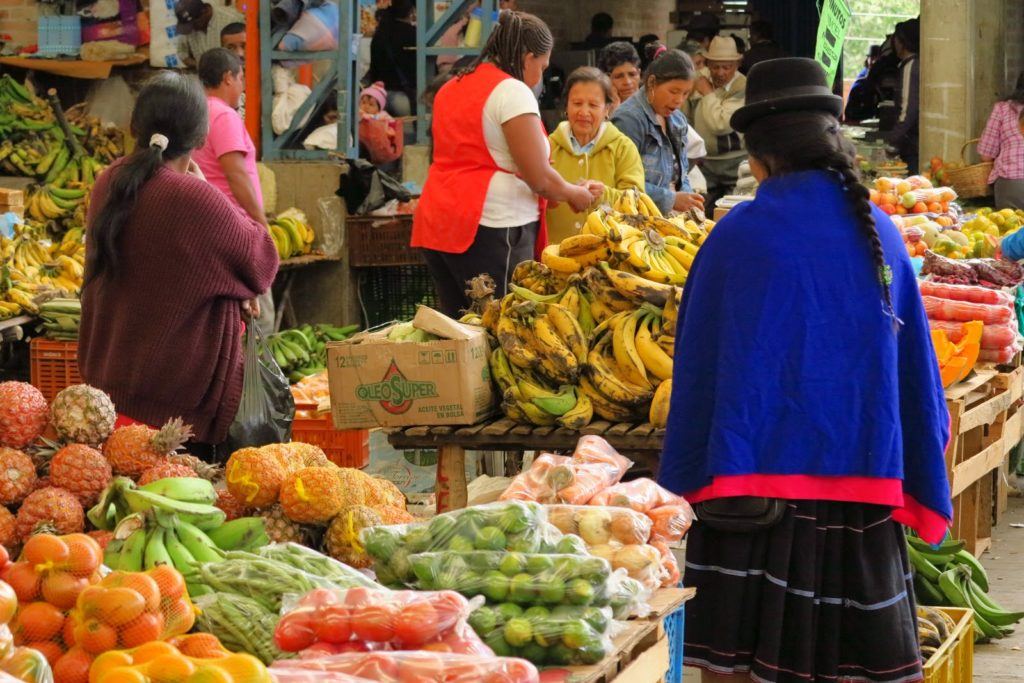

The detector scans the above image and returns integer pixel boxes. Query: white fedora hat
[703,35,742,62]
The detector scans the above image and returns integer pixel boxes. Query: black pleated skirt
[683,500,923,683]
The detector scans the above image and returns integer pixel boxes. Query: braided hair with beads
[457,10,553,81]
[744,110,901,329]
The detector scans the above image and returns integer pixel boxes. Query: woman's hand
[582,180,605,201]
[567,185,596,213]
[673,192,705,212]
[186,158,206,181]
[242,298,261,319]
[694,77,714,96]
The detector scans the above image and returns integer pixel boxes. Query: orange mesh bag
[90,640,272,683]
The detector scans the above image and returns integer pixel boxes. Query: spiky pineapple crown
[151,418,195,455]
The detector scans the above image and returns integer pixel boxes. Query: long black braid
[457,10,553,81]
[745,110,900,329]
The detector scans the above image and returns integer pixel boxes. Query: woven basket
[945,139,993,199]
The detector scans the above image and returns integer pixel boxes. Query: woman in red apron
[412,10,601,317]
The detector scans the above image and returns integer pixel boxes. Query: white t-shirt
[480,79,546,227]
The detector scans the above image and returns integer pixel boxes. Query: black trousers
[421,222,537,318]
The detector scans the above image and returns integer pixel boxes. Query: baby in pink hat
[359,81,393,121]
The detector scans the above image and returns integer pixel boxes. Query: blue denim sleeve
[646,178,675,214]
[1001,230,1024,261]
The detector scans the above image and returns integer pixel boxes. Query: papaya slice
[955,342,981,382]
[931,329,954,365]
[959,321,983,347]
[941,357,968,387]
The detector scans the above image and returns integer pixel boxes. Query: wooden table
[0,52,148,79]
[386,417,667,513]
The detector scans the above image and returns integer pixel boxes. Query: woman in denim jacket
[612,45,705,215]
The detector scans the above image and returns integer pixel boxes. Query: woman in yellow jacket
[547,67,645,243]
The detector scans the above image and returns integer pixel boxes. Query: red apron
[412,63,548,258]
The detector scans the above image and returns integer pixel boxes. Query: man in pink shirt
[194,48,276,332]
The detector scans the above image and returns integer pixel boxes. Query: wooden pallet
[386,418,666,513]
[945,367,1024,557]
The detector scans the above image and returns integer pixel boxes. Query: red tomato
[352,604,396,643]
[298,588,338,610]
[315,605,352,644]
[343,587,373,608]
[274,612,318,652]
[394,602,439,645]
[442,630,489,656]
[428,591,465,633]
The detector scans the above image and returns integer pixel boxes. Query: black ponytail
[643,44,695,88]
[460,10,553,81]
[744,110,898,328]
[85,71,207,283]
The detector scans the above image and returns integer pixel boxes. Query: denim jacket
[611,87,692,214]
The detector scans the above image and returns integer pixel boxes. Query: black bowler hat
[730,57,844,133]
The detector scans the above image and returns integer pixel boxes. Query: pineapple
[285,442,333,468]
[49,444,112,506]
[0,382,49,449]
[280,467,345,525]
[215,489,251,522]
[138,462,197,486]
[0,507,16,550]
[225,446,301,509]
[335,468,374,507]
[50,384,116,446]
[375,505,415,525]
[259,505,309,544]
[0,448,38,505]
[325,505,382,569]
[103,418,193,478]
[363,477,405,510]
[16,487,84,539]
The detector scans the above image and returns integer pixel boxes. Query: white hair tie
[149,133,169,152]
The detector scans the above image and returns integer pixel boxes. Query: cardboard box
[327,306,496,429]
[713,207,729,221]
[0,189,24,207]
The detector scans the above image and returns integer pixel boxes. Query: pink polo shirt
[192,95,263,214]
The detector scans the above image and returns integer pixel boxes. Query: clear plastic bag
[0,647,52,683]
[270,669,372,683]
[500,438,633,505]
[274,588,489,656]
[360,502,550,587]
[467,604,615,665]
[253,544,378,589]
[929,319,1022,351]
[587,478,695,543]
[194,592,291,665]
[499,454,568,504]
[918,280,1015,306]
[271,651,540,683]
[922,296,1013,325]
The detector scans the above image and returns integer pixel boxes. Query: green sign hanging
[815,0,852,86]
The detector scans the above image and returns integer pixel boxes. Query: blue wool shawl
[658,170,953,532]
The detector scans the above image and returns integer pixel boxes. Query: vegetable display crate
[292,402,370,468]
[347,215,424,267]
[944,367,1024,556]
[922,607,974,683]
[29,337,82,403]
[356,265,437,329]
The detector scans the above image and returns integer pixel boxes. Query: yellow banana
[626,239,653,272]
[649,379,672,428]
[663,243,695,270]
[662,290,680,333]
[571,244,614,268]
[599,262,679,307]
[490,347,519,395]
[586,329,653,406]
[559,233,608,257]
[583,211,611,237]
[545,303,587,364]
[637,191,663,218]
[557,390,593,429]
[635,314,673,382]
[579,375,641,422]
[611,310,650,388]
[496,299,542,371]
[588,296,613,323]
[559,284,581,319]
[541,243,582,274]
[615,190,637,215]
[582,266,638,312]
[502,390,556,426]
[532,314,579,384]
[656,333,675,357]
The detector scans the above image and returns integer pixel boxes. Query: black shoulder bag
[694,497,786,533]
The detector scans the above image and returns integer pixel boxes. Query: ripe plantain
[649,378,672,427]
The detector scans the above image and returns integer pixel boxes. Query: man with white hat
[691,35,747,208]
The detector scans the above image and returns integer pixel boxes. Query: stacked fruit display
[271,651,539,683]
[468,190,699,429]
[268,324,360,383]
[907,534,1023,642]
[930,321,982,387]
[268,209,316,260]
[90,639,271,683]
[0,574,53,683]
[869,175,957,216]
[35,299,81,340]
[0,225,85,318]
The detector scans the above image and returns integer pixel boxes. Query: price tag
[815,0,853,86]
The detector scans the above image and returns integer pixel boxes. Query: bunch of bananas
[268,208,315,260]
[97,476,268,577]
[917,605,958,661]
[269,323,359,382]
[0,228,85,317]
[24,183,90,223]
[37,297,81,340]
[907,533,1024,641]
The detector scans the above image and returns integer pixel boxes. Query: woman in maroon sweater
[79,72,278,452]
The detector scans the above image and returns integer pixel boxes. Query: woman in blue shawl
[659,58,952,682]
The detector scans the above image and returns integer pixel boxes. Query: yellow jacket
[546,121,645,243]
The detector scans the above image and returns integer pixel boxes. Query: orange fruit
[147,565,185,601]
[15,601,64,642]
[62,534,102,577]
[5,563,40,602]
[120,573,160,612]
[97,588,146,626]
[119,611,164,648]
[175,633,226,659]
[62,612,77,647]
[76,618,118,654]
[912,201,928,214]
[21,535,69,566]
[130,640,177,663]
[41,571,89,610]
[27,639,64,665]
[146,653,196,681]
[96,670,148,683]
[53,646,92,683]
[90,650,136,678]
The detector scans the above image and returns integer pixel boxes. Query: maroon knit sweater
[79,160,279,443]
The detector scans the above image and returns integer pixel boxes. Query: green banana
[121,488,226,531]
[205,517,270,552]
[965,578,1024,626]
[913,574,946,605]
[143,527,174,570]
[103,539,124,571]
[907,544,942,583]
[48,185,88,201]
[139,477,217,505]
[951,549,989,592]
[175,520,225,563]
[163,527,198,575]
[524,383,577,417]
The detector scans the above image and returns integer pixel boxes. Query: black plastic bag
[225,319,295,453]
[337,158,411,215]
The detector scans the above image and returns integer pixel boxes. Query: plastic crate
[357,264,438,328]
[37,16,81,56]
[292,402,370,468]
[665,604,685,683]
[347,215,424,267]
[922,606,974,683]
[29,337,82,403]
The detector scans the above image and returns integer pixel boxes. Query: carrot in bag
[648,504,695,544]
[589,478,681,512]
[499,453,569,503]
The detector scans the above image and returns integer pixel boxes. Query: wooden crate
[945,367,1024,556]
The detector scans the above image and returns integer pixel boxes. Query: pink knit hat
[360,81,387,112]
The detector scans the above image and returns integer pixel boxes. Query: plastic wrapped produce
[572,436,633,472]
[500,437,632,505]
[979,347,1022,363]
[587,478,695,543]
[921,251,977,282]
[271,652,540,683]
[254,543,378,588]
[928,320,1021,351]
[271,670,372,683]
[274,588,490,656]
[466,604,614,665]
[918,281,1015,306]
[922,296,1012,324]
[360,502,551,587]
[89,640,271,683]
[194,592,291,665]
[499,454,568,503]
